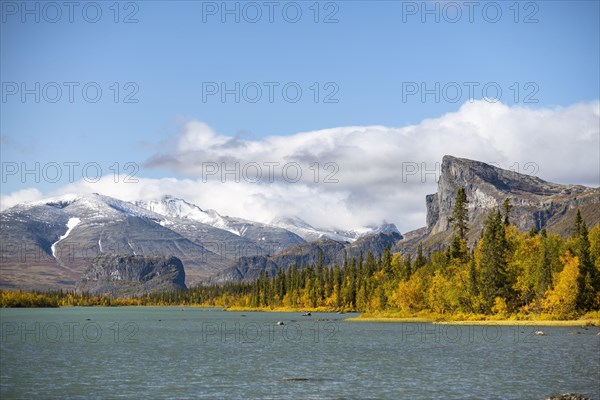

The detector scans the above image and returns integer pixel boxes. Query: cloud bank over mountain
[2,100,598,233]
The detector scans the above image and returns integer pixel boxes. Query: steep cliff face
[426,156,599,236]
[76,254,186,297]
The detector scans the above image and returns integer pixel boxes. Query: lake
[1,307,598,399]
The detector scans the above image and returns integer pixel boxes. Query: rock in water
[76,254,186,297]
[545,394,591,400]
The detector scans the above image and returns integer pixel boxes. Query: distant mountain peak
[270,215,316,230]
[135,196,211,222]
[25,193,82,208]
[440,155,591,195]
[270,215,401,243]
[365,221,401,235]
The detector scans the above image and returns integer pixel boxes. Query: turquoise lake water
[1,307,599,399]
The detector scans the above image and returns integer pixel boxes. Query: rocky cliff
[427,156,599,236]
[76,254,186,297]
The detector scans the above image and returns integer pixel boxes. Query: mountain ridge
[209,231,403,283]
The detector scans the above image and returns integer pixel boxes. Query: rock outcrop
[76,254,186,296]
[396,155,599,256]
[426,156,599,236]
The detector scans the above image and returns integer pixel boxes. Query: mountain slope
[209,231,402,283]
[397,155,600,255]
[0,194,224,289]
[0,193,403,290]
[427,156,598,234]
[0,194,304,290]
[135,196,238,234]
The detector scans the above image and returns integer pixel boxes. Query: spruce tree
[469,248,478,303]
[449,187,469,239]
[537,228,552,306]
[316,252,325,300]
[449,187,469,261]
[479,209,509,312]
[574,209,583,237]
[403,254,412,280]
[414,243,427,269]
[575,217,598,311]
[503,198,513,226]
[382,247,392,272]
[334,264,342,309]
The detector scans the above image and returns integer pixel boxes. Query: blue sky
[1,1,599,231]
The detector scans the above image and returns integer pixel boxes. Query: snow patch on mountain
[51,217,81,258]
[137,196,210,222]
[135,196,241,235]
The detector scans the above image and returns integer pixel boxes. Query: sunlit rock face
[426,155,599,236]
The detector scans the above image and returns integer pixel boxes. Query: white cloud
[2,100,599,233]
[1,188,43,210]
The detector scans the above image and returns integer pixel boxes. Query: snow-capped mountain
[134,196,401,244]
[135,196,237,234]
[1,193,226,288]
[135,196,403,245]
[270,216,400,243]
[0,193,402,291]
[363,222,401,236]
[0,194,304,290]
[135,195,307,247]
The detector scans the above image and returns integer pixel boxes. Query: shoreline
[345,315,600,326]
[4,302,599,327]
[82,306,600,326]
